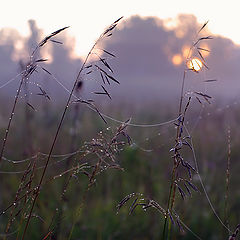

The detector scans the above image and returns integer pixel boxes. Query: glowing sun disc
[188,58,203,71]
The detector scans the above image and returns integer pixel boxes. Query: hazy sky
[1,0,239,57]
[1,1,240,108]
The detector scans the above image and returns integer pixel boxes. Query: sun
[188,58,203,71]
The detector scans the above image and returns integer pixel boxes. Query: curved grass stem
[20,40,99,240]
[0,76,25,163]
[162,70,186,239]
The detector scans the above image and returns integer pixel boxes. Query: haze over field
[0,14,239,106]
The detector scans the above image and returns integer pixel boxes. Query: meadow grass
[0,18,239,240]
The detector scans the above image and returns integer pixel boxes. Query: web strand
[183,123,232,233]
[46,69,179,128]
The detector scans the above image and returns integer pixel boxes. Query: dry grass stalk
[4,156,37,237]
[224,127,231,230]
[161,21,212,239]
[20,17,123,239]
[0,27,69,163]
[64,121,130,239]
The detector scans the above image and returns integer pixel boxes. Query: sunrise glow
[188,58,202,71]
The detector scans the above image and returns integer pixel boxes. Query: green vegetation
[0,18,239,240]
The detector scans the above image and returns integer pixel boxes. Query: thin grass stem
[21,37,99,240]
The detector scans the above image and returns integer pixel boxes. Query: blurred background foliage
[0,99,239,240]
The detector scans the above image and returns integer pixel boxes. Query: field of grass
[0,18,239,240]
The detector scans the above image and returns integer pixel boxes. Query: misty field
[0,17,239,240]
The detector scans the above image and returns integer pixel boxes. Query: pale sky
[0,0,239,57]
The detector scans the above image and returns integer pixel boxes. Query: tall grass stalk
[0,27,69,162]
[224,126,231,232]
[162,70,186,239]
[0,76,25,162]
[52,82,82,239]
[162,22,211,239]
[21,42,96,240]
[21,17,123,239]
